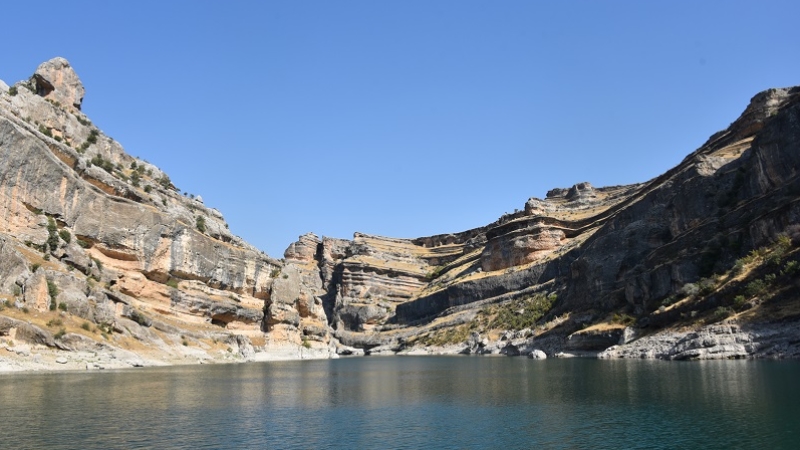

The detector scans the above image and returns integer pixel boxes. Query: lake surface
[1,356,799,449]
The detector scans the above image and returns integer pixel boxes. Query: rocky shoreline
[0,338,339,374]
[7,318,800,375]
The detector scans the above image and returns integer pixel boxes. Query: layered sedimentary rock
[0,58,300,366]
[266,233,330,345]
[2,57,800,367]
[276,86,800,357]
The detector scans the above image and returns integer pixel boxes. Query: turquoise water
[1,357,799,449]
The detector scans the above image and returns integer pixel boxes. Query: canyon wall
[2,58,799,368]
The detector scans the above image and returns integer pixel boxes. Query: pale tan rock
[31,57,85,111]
[283,232,320,262]
[3,59,800,366]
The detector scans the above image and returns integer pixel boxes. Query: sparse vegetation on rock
[196,216,206,233]
[1,58,800,369]
[47,280,58,311]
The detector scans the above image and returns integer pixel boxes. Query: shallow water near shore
[2,356,799,449]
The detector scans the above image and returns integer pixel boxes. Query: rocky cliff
[0,58,335,370]
[1,58,799,371]
[273,85,800,359]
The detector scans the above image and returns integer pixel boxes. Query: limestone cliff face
[2,57,799,365]
[31,58,85,112]
[275,86,800,356]
[0,58,293,365]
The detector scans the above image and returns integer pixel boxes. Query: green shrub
[130,171,140,187]
[47,318,64,328]
[47,280,58,310]
[31,263,41,272]
[58,229,71,244]
[90,155,114,173]
[776,234,792,253]
[86,129,98,144]
[611,313,636,325]
[698,277,716,296]
[421,324,474,346]
[54,328,66,340]
[128,309,151,327]
[58,302,67,312]
[733,295,747,311]
[144,185,152,193]
[744,279,767,298]
[732,259,746,275]
[47,217,59,251]
[302,338,312,349]
[158,175,172,189]
[488,293,556,330]
[781,260,799,276]
[91,257,103,272]
[712,306,733,321]
[166,279,179,289]
[427,265,445,280]
[81,322,92,331]
[77,238,91,248]
[8,85,18,96]
[75,115,91,126]
[196,216,206,233]
[270,268,281,278]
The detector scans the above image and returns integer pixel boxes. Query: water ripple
[1,358,798,449]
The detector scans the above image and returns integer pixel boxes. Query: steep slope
[2,58,799,370]
[275,86,800,358]
[0,58,333,370]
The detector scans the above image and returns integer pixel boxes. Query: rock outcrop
[274,85,800,358]
[31,57,85,111]
[0,58,313,368]
[2,58,800,370]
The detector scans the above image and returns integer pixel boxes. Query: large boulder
[31,57,85,111]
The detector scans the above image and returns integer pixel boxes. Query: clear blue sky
[2,1,799,257]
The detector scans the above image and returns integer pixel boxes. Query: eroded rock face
[0,59,284,360]
[32,57,85,111]
[321,85,800,355]
[284,232,320,262]
[3,57,800,363]
[481,221,566,272]
[276,85,800,350]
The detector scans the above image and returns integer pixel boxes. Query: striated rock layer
[2,58,800,370]
[275,85,800,358]
[0,58,336,368]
